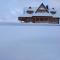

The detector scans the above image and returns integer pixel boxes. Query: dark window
[26,10,34,14]
[45,18,48,21]
[37,17,39,20]
[40,18,43,21]
[50,11,56,14]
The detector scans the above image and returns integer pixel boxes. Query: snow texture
[0,25,60,60]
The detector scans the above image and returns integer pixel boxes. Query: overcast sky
[0,0,60,22]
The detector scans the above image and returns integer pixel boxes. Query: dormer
[50,8,56,14]
[26,6,34,14]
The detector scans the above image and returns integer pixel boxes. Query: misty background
[0,0,60,22]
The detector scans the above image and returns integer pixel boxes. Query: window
[40,18,43,21]
[26,10,34,14]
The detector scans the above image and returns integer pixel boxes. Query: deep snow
[0,25,60,60]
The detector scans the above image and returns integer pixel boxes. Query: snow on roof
[33,13,60,18]
[24,7,38,12]
[52,14,60,18]
[32,12,53,16]
[20,12,60,18]
[20,6,60,18]
[21,2,60,18]
[20,14,32,17]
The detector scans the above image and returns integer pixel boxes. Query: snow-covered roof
[20,3,60,18]
[33,12,60,18]
[52,14,59,18]
[24,7,38,12]
[20,12,60,18]
[20,14,32,17]
[33,13,52,16]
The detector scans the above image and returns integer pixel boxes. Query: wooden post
[35,17,36,22]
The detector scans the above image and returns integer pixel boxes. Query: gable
[39,3,46,9]
[35,3,48,13]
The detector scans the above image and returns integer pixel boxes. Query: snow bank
[0,25,60,60]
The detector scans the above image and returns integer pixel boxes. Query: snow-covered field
[0,25,60,60]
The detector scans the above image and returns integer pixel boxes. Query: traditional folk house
[18,3,60,24]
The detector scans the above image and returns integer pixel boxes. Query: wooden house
[18,3,60,24]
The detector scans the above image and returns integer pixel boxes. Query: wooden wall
[18,16,59,24]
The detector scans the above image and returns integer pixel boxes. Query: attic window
[50,11,56,14]
[26,10,34,14]
[50,9,56,14]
